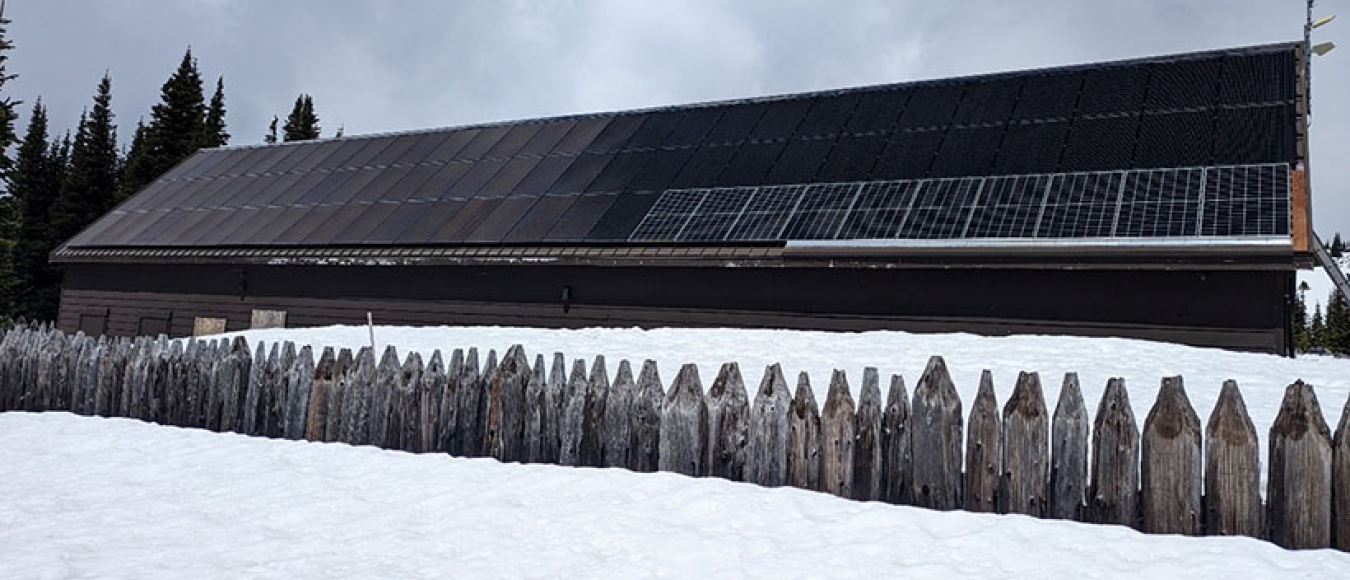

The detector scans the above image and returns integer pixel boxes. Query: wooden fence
[1,323,1348,551]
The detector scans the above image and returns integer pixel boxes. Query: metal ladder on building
[1311,233,1350,303]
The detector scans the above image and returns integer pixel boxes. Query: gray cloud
[7,0,1346,233]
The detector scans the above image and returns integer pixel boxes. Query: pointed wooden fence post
[559,358,589,467]
[486,345,530,463]
[882,374,913,505]
[1049,373,1088,521]
[284,346,315,440]
[630,360,664,473]
[1267,380,1333,549]
[542,353,567,465]
[853,367,884,501]
[1088,378,1139,527]
[418,351,447,453]
[1203,380,1261,538]
[747,363,791,487]
[524,354,548,464]
[323,349,354,443]
[1141,376,1202,536]
[1001,371,1049,517]
[911,356,963,511]
[241,342,268,435]
[1334,392,1350,551]
[450,348,481,457]
[965,370,1000,513]
[787,372,822,491]
[820,370,856,497]
[435,349,464,454]
[601,360,636,468]
[367,346,400,448]
[391,351,424,451]
[659,364,709,477]
[580,356,610,467]
[707,362,750,481]
[341,347,376,445]
[305,348,337,441]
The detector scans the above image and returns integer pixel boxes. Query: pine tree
[6,102,66,321]
[1293,281,1310,352]
[1327,292,1350,355]
[50,74,119,246]
[265,115,278,145]
[1331,232,1344,258]
[198,76,228,148]
[1310,305,1327,350]
[0,4,22,321]
[282,94,320,142]
[0,3,19,178]
[119,48,206,199]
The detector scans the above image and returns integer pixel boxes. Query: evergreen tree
[1331,232,1344,257]
[50,74,119,245]
[119,48,206,199]
[1327,292,1350,355]
[1310,305,1326,350]
[1293,281,1310,352]
[0,4,19,177]
[6,102,66,321]
[198,76,228,148]
[264,115,278,145]
[282,94,320,141]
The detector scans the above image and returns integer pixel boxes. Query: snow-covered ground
[2,412,1347,579]
[229,324,1350,457]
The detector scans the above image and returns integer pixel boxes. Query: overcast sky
[7,0,1348,233]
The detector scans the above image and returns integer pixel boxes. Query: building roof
[56,42,1304,264]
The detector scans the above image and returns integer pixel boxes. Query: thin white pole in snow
[367,312,376,352]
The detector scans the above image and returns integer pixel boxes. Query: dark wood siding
[58,262,1291,353]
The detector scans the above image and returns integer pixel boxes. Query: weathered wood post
[659,364,709,476]
[435,349,464,453]
[1267,380,1333,549]
[1001,371,1049,517]
[601,360,636,468]
[559,358,589,467]
[1088,378,1139,527]
[418,351,446,453]
[340,347,376,445]
[524,354,548,463]
[542,353,567,465]
[216,337,252,433]
[305,347,337,441]
[240,342,269,434]
[580,356,610,467]
[707,362,750,481]
[1141,376,1202,536]
[367,346,400,448]
[787,372,821,491]
[486,345,530,463]
[882,374,913,505]
[965,370,1000,513]
[1049,373,1088,521]
[820,370,856,497]
[390,351,424,451]
[911,356,963,510]
[1334,392,1350,551]
[853,367,884,501]
[631,360,664,473]
[747,363,791,488]
[284,345,315,440]
[323,348,354,443]
[450,348,481,456]
[1203,380,1261,538]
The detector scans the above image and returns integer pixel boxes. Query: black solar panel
[965,175,1051,238]
[1114,167,1204,237]
[1037,172,1122,238]
[1144,58,1221,111]
[1200,164,1290,236]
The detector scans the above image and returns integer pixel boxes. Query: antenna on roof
[1302,1,1350,308]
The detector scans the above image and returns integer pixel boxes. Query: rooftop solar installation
[62,43,1303,253]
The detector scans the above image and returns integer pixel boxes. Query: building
[53,43,1310,353]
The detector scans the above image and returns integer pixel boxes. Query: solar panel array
[64,43,1301,250]
[629,163,1290,242]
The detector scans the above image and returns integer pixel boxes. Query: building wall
[57,262,1293,353]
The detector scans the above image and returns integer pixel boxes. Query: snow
[227,324,1350,461]
[2,412,1347,579]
